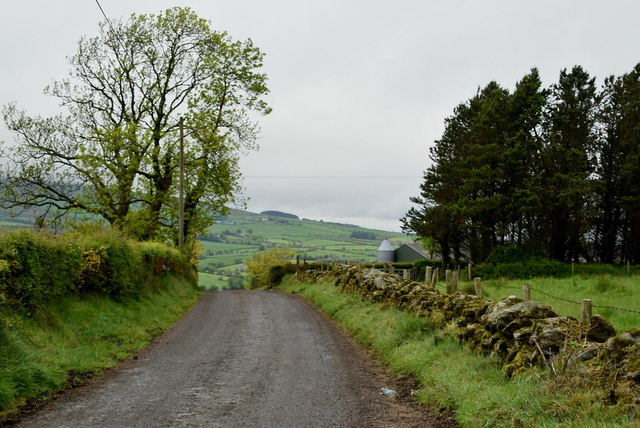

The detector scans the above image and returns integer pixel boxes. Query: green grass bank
[279,277,636,427]
[0,226,201,418]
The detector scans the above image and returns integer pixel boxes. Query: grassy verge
[279,277,635,427]
[0,274,200,417]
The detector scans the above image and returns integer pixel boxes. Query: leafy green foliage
[268,263,297,287]
[245,247,294,289]
[1,7,270,242]
[0,226,193,312]
[0,231,82,309]
[486,244,544,264]
[0,222,197,413]
[474,260,640,281]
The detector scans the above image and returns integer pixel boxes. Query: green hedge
[473,260,640,280]
[0,225,194,312]
[268,263,297,287]
[473,260,568,279]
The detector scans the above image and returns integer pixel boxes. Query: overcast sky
[1,1,639,231]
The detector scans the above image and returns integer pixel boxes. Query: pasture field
[197,209,410,290]
[0,208,411,291]
[461,275,640,332]
[197,272,242,290]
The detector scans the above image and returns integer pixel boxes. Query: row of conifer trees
[403,64,640,265]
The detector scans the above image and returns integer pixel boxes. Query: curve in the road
[16,290,451,428]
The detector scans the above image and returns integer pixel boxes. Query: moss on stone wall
[297,265,640,409]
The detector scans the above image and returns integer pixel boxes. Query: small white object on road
[380,388,396,396]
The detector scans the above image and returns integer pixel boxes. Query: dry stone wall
[296,265,640,408]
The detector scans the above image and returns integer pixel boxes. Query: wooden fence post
[522,283,531,301]
[433,268,439,286]
[581,299,592,325]
[403,269,411,280]
[425,267,433,288]
[451,270,459,293]
[474,277,482,297]
[445,269,452,293]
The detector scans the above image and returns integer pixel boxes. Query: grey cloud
[2,0,640,232]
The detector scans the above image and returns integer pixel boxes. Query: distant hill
[0,207,412,291]
[260,210,299,220]
[197,209,411,291]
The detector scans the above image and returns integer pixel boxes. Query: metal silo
[377,239,395,263]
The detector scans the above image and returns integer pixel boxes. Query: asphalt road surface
[14,290,453,427]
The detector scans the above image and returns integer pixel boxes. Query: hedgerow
[0,225,194,313]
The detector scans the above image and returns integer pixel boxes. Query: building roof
[396,243,429,259]
[377,239,394,252]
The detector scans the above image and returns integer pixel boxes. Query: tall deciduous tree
[1,7,270,242]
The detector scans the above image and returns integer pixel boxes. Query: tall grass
[280,278,635,427]
[0,275,199,416]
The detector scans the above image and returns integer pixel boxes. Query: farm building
[376,240,428,263]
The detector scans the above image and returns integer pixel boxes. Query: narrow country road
[14,290,452,428]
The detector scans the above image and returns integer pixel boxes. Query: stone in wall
[293,264,637,407]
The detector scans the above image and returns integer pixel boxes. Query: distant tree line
[402,65,640,266]
[350,230,377,240]
[261,210,299,220]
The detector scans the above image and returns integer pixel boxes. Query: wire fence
[384,267,640,316]
[315,264,639,321]
[482,281,640,314]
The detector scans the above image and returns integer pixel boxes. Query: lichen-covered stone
[613,329,640,347]
[294,264,638,408]
[529,317,577,351]
[575,343,600,362]
[588,314,617,343]
[373,277,388,289]
[481,296,557,333]
[504,344,539,377]
[513,326,533,342]
[457,298,491,324]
